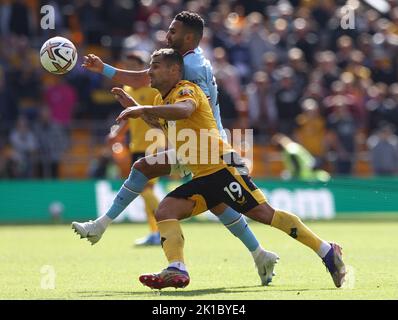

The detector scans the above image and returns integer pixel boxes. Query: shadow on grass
[75,285,335,298]
[76,285,259,298]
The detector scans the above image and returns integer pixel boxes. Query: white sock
[95,215,112,229]
[251,245,264,261]
[168,261,187,272]
[317,241,332,258]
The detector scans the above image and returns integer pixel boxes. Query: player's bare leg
[243,203,346,288]
[72,152,171,245]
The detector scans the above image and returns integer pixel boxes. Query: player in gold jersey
[73,12,280,287]
[113,48,346,289]
[107,51,164,245]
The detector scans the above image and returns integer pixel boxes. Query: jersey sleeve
[173,84,199,109]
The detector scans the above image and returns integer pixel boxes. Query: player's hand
[111,87,137,109]
[116,106,144,123]
[81,54,104,73]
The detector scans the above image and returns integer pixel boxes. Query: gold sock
[141,187,160,233]
[271,210,322,253]
[157,219,185,263]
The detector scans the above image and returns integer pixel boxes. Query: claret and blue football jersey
[183,47,226,141]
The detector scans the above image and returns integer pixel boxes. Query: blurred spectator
[367,124,398,176]
[134,0,159,23]
[5,36,42,121]
[213,47,241,101]
[246,71,277,141]
[43,76,77,130]
[0,144,16,178]
[287,47,309,91]
[88,75,121,123]
[371,52,396,84]
[2,0,34,37]
[314,51,340,92]
[274,66,302,135]
[200,28,215,61]
[271,133,330,182]
[345,50,371,81]
[290,17,318,64]
[208,11,229,48]
[12,67,42,120]
[262,51,279,90]
[385,83,398,129]
[8,116,38,178]
[34,107,68,179]
[302,81,326,109]
[326,100,358,175]
[340,72,367,127]
[216,74,239,130]
[311,1,335,31]
[0,65,16,131]
[123,21,156,54]
[365,83,398,133]
[357,33,373,68]
[294,98,327,167]
[336,35,354,70]
[77,0,107,44]
[245,12,275,72]
[225,28,252,84]
[269,18,290,62]
[105,0,136,37]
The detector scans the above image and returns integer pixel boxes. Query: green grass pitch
[1,220,398,300]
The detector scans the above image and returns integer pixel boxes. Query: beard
[168,38,183,51]
[149,78,160,90]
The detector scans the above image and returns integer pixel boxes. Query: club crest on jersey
[178,88,193,97]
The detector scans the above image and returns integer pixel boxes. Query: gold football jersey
[154,80,233,178]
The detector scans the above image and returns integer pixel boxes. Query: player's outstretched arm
[112,87,160,128]
[141,100,196,120]
[115,101,196,122]
[111,87,139,108]
[82,54,150,87]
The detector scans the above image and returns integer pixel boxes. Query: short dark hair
[151,48,184,76]
[174,11,204,41]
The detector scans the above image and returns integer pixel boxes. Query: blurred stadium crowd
[1,0,398,179]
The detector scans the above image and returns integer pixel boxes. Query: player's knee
[155,206,171,222]
[132,158,150,177]
[263,207,276,225]
[210,203,228,216]
[246,204,275,225]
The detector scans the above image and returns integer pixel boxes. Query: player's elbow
[173,100,195,119]
[179,108,194,119]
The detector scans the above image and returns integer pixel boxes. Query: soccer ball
[40,36,78,74]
